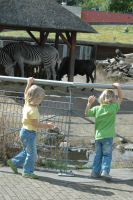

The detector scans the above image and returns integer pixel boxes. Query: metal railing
[0,75,133,175]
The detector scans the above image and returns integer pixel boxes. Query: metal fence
[0,75,133,175]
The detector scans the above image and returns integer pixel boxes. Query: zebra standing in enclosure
[0,48,16,76]
[3,42,60,80]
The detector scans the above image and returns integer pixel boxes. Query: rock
[59,142,70,148]
[116,145,125,152]
[96,50,133,80]
[90,140,95,145]
[44,126,65,146]
[119,137,128,144]
[113,66,118,70]
[128,67,133,74]
[124,144,133,151]
[68,148,89,164]
[48,126,60,134]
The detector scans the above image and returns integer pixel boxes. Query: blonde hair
[99,89,116,104]
[25,85,45,105]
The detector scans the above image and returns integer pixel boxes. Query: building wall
[81,10,133,24]
[57,44,92,60]
[62,5,82,18]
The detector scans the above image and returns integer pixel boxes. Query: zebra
[3,42,60,80]
[0,48,16,76]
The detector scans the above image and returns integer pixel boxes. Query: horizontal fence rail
[0,75,133,175]
[1,75,133,90]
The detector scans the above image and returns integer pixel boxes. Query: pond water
[86,149,133,168]
[68,148,133,168]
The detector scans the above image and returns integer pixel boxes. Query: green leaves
[56,0,133,13]
[109,0,132,13]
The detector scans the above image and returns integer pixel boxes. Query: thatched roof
[0,0,96,33]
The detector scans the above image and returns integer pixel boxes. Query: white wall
[62,5,82,18]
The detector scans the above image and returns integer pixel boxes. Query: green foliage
[77,0,105,10]
[67,0,77,6]
[56,0,133,12]
[56,0,77,6]
[99,0,111,11]
[109,0,132,13]
[56,0,111,11]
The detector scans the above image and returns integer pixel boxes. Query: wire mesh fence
[0,90,72,174]
[0,76,133,175]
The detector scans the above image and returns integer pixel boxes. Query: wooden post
[59,32,71,48]
[55,32,59,50]
[68,32,76,82]
[40,31,49,45]
[26,30,40,45]
[40,31,45,45]
[0,27,4,32]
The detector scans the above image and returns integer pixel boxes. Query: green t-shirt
[88,101,120,140]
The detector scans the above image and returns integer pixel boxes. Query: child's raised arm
[112,83,122,104]
[24,77,34,97]
[85,95,96,116]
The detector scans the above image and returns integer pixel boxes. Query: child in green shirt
[85,83,122,180]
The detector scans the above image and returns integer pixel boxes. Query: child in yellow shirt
[8,77,54,179]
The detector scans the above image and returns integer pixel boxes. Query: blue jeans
[11,128,36,174]
[92,138,113,174]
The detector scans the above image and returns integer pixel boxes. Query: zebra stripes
[2,42,60,80]
[0,48,16,76]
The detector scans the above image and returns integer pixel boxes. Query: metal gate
[0,75,133,175]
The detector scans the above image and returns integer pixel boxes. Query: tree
[100,0,111,11]
[56,0,77,6]
[56,0,133,13]
[109,0,132,13]
[78,0,96,10]
[75,0,110,11]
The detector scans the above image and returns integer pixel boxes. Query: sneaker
[22,172,38,179]
[91,172,101,178]
[7,159,18,174]
[101,171,112,180]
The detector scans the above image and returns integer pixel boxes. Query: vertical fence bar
[58,87,74,176]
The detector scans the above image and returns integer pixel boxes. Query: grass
[1,25,133,44]
[77,25,133,43]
